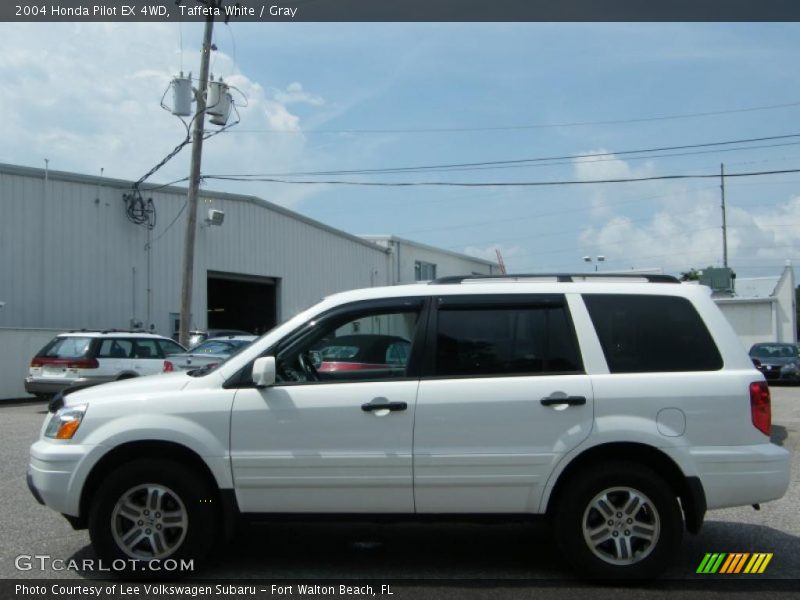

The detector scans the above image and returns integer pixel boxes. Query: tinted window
[97,339,133,359]
[435,305,582,377]
[583,294,722,373]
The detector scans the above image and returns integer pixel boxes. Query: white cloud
[274,82,325,107]
[572,150,657,218]
[575,153,800,273]
[0,23,325,208]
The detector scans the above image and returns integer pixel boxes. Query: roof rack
[66,328,149,334]
[429,273,680,285]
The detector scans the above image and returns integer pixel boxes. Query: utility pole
[178,11,215,348]
[720,163,728,268]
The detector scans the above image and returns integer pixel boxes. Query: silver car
[162,335,257,373]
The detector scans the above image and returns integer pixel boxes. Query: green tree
[680,268,701,281]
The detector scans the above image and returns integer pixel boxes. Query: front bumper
[27,470,45,505]
[28,438,97,517]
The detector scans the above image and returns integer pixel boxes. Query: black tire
[554,461,683,580]
[88,459,217,578]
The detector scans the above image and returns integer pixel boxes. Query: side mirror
[252,356,276,388]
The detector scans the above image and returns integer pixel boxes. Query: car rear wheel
[88,459,217,577]
[554,461,683,579]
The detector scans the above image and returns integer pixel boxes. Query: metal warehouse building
[0,162,495,398]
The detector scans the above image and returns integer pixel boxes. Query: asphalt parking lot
[1,387,798,589]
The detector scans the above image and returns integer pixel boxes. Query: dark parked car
[749,343,800,383]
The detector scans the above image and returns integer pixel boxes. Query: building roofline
[361,234,497,267]
[0,162,389,254]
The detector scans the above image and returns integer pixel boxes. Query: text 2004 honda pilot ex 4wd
[28,274,790,579]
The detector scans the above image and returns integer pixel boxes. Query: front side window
[434,302,582,377]
[275,308,420,384]
[583,294,723,373]
[158,339,185,356]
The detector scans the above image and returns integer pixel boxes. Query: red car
[313,334,410,375]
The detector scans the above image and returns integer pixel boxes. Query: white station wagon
[28,274,790,578]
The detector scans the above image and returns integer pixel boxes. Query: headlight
[44,404,87,440]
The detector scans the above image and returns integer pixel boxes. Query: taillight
[31,357,98,369]
[66,358,99,369]
[749,381,771,436]
[163,361,174,372]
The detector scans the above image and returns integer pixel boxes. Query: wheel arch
[544,442,706,534]
[76,440,225,529]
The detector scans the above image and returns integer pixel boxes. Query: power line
[397,187,717,237]
[226,99,800,135]
[203,167,800,188]
[205,132,800,178]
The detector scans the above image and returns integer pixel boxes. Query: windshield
[750,344,799,359]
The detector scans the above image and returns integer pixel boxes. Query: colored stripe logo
[696,553,773,574]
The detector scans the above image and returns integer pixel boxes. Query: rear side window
[583,294,722,373]
[435,302,583,377]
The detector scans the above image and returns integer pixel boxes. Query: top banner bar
[5,0,800,22]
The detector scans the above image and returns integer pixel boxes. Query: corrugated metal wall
[0,164,390,337]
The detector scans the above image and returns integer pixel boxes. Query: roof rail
[429,273,680,284]
[66,328,148,334]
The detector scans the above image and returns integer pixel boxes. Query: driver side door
[230,297,426,513]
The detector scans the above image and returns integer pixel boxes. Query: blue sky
[3,22,800,276]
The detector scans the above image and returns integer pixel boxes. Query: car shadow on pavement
[62,519,800,584]
[206,519,800,582]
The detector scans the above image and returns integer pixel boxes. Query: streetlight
[583,255,606,272]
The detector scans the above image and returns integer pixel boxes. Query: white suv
[28,275,790,578]
[24,330,186,398]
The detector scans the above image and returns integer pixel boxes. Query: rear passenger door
[413,294,594,513]
[96,338,134,380]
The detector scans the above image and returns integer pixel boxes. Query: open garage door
[207,271,278,335]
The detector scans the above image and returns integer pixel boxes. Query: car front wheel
[554,461,683,579]
[88,459,217,577]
